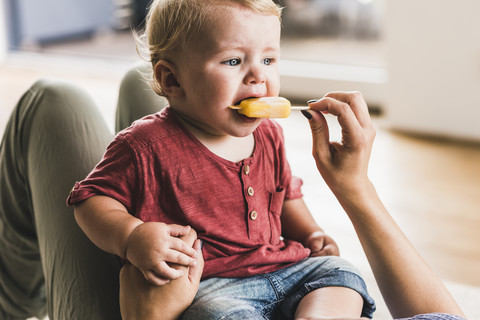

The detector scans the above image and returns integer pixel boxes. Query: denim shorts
[181,256,376,320]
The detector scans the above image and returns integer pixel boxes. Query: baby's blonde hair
[135,0,282,96]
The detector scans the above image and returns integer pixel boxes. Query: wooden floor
[2,45,479,319]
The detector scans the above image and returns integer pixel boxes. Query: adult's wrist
[332,179,386,226]
[330,177,375,204]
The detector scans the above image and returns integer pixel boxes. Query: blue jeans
[182,256,376,320]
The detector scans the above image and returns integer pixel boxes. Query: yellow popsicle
[229,97,309,118]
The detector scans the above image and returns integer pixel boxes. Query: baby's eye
[262,58,274,65]
[223,58,241,66]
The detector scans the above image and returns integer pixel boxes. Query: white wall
[280,60,386,107]
[0,0,7,61]
[384,1,480,141]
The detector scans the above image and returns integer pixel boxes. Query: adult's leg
[295,287,364,319]
[275,256,376,320]
[0,79,121,319]
[115,63,168,133]
[119,229,203,320]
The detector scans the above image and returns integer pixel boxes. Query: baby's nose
[244,64,266,85]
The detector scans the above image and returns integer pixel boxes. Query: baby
[68,0,375,319]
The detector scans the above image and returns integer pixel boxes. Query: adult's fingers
[309,97,369,149]
[324,91,370,128]
[188,239,204,284]
[310,97,362,136]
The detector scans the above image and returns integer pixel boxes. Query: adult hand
[303,92,376,195]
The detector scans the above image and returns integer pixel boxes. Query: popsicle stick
[291,106,310,111]
[229,105,309,110]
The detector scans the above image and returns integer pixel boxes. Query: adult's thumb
[188,239,204,283]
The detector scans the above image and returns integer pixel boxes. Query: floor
[2,32,480,319]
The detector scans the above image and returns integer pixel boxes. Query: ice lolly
[229,97,309,118]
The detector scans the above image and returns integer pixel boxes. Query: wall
[0,0,7,61]
[385,1,480,141]
[16,0,111,44]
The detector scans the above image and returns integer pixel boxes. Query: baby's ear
[154,60,184,98]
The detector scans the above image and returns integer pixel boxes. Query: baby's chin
[229,117,264,137]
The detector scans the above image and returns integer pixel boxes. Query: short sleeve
[66,136,138,212]
[287,175,303,200]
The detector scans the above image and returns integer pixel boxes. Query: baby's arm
[281,198,339,256]
[74,195,198,285]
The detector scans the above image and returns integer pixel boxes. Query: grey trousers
[0,65,167,319]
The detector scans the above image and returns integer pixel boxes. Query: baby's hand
[304,231,340,257]
[125,222,198,286]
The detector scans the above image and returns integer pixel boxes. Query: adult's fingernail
[307,99,320,104]
[301,110,313,120]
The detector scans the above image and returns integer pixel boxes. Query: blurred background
[2,0,480,140]
[1,0,479,319]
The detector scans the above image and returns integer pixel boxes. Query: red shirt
[67,107,309,279]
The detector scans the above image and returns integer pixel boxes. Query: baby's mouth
[233,97,257,106]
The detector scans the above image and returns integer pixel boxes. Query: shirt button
[244,165,250,175]
[247,187,254,196]
[249,210,258,220]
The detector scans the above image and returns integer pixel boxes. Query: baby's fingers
[165,251,197,268]
[167,224,193,238]
[318,244,340,257]
[146,261,185,285]
[170,237,198,259]
[165,244,198,267]
[143,269,174,286]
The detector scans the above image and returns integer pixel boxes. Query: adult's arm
[304,92,465,319]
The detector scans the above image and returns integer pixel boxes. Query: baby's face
[172,4,281,138]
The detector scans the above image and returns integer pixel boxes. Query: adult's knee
[116,63,168,132]
[31,78,76,95]
[120,264,194,320]
[183,298,265,320]
[21,78,111,169]
[29,78,99,120]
